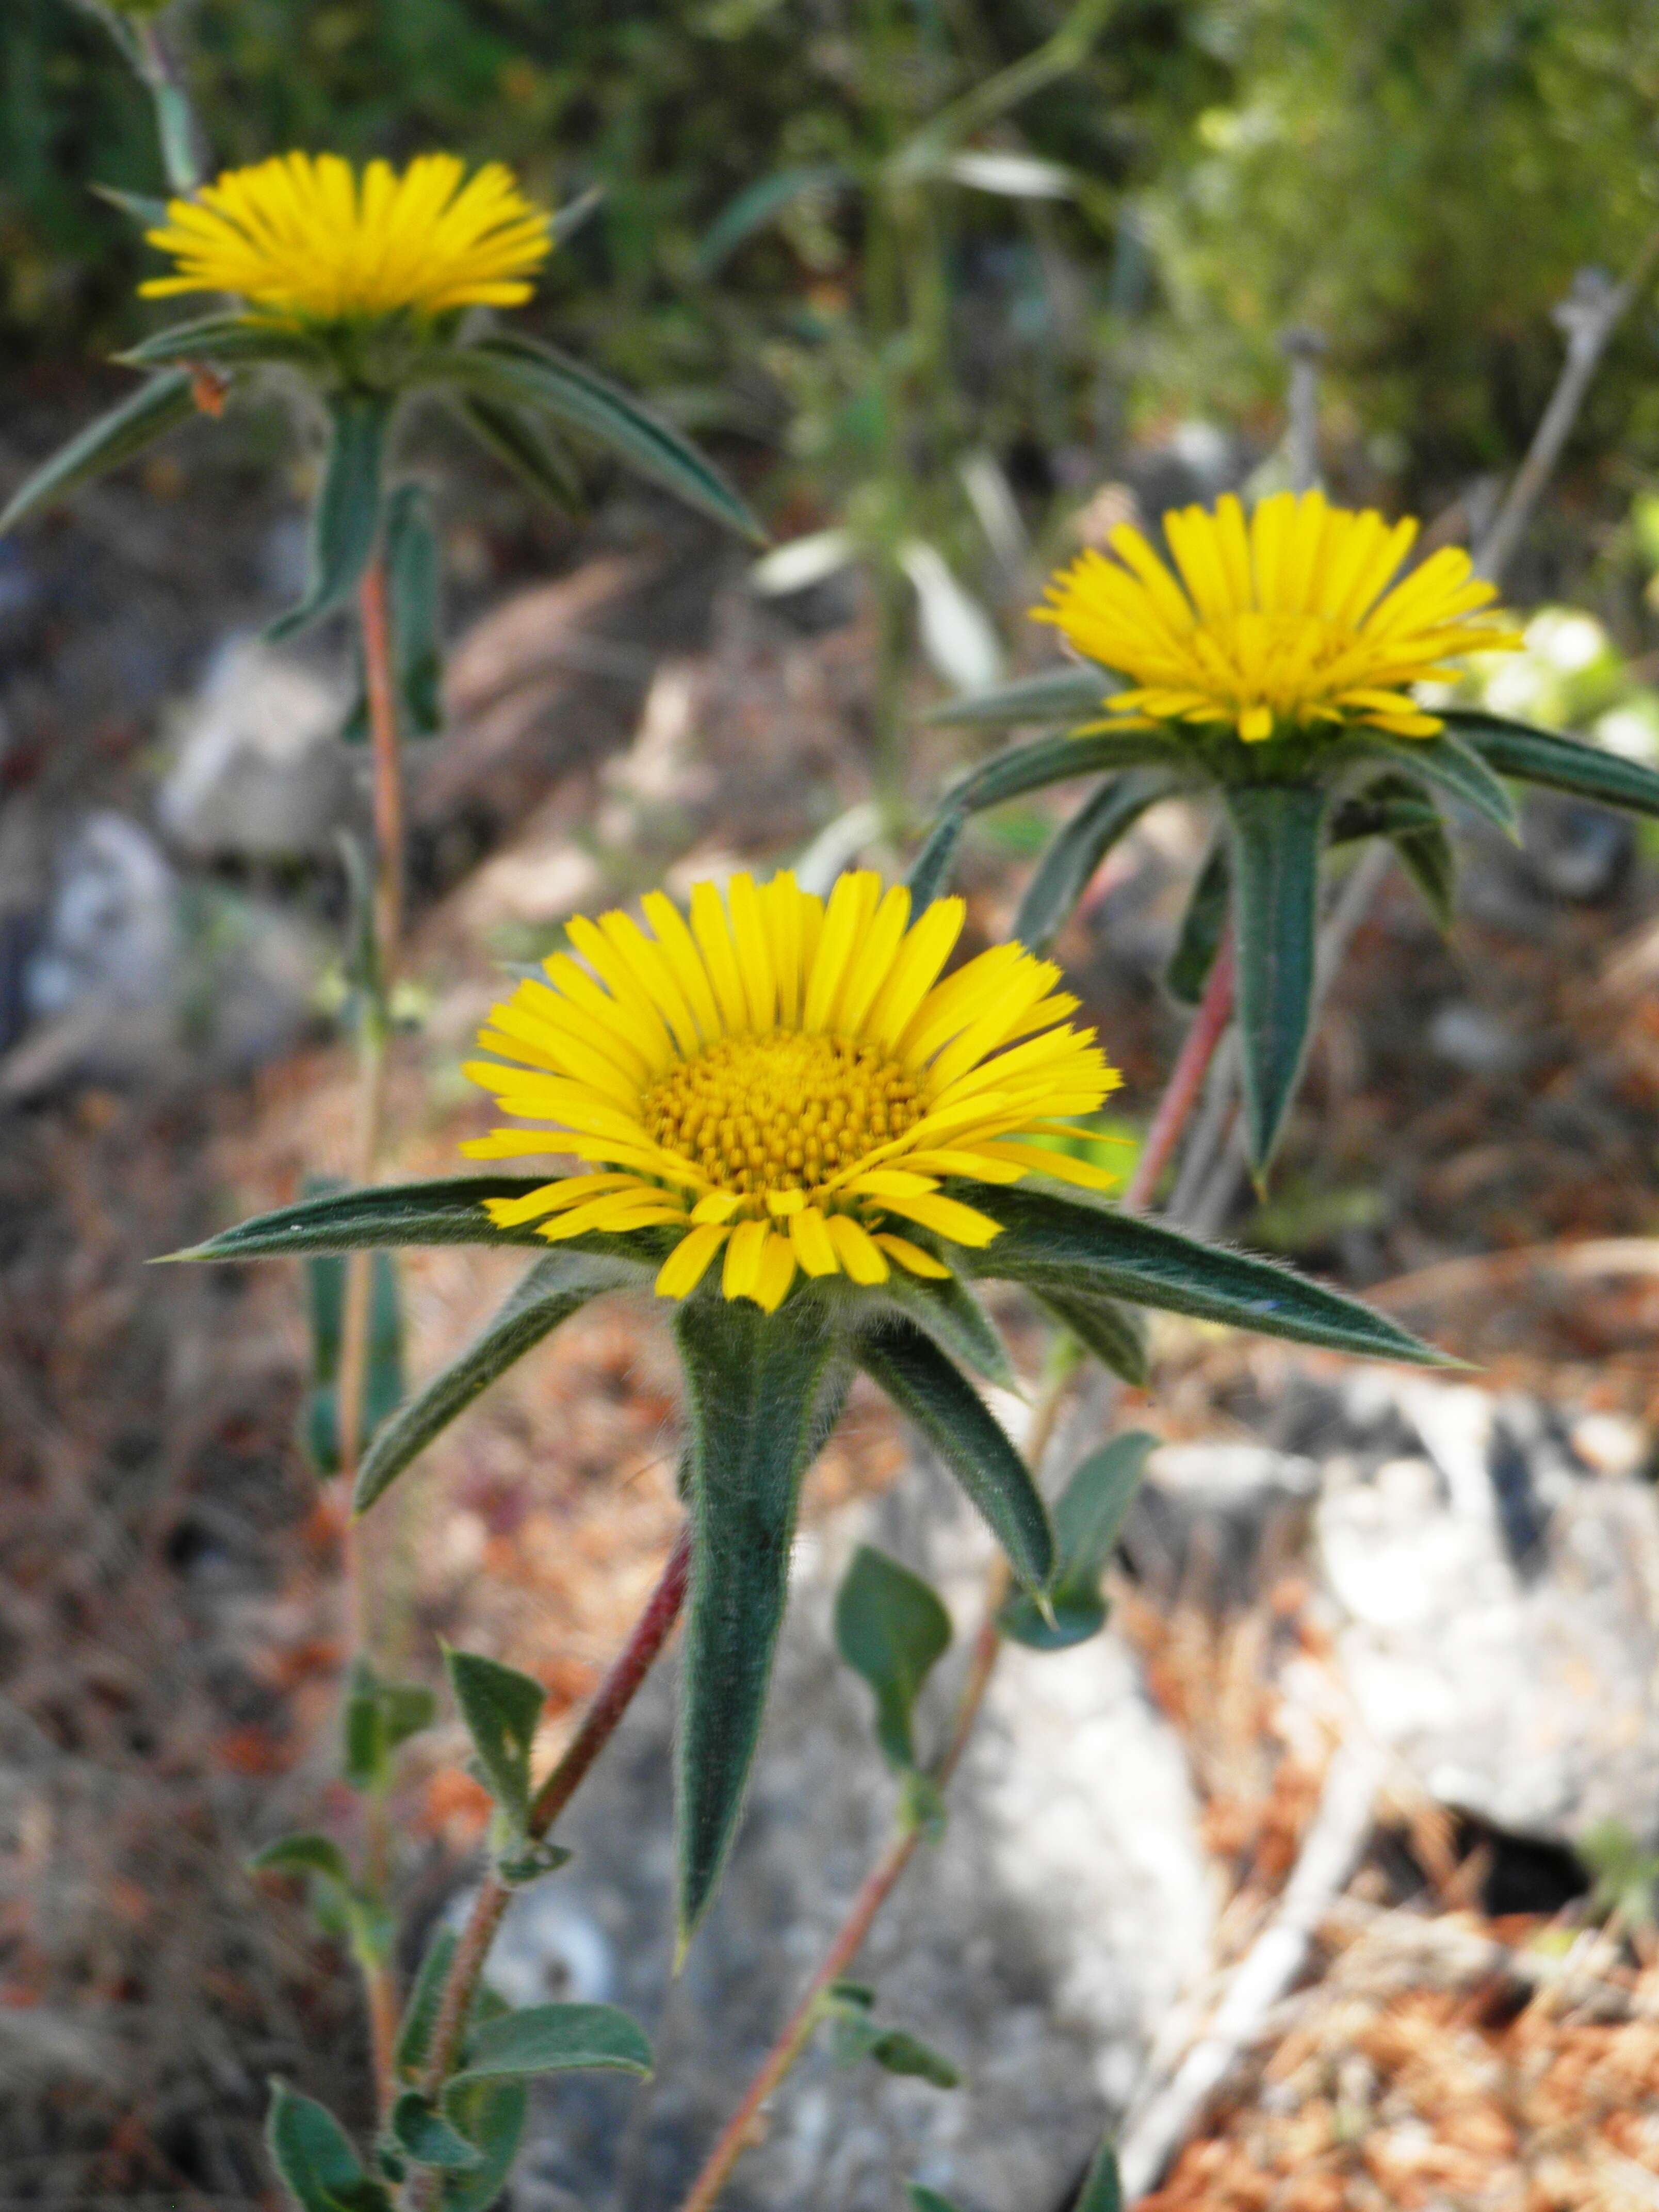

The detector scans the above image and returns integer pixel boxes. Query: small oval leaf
[446,2002,653,2087]
[834,1544,953,1772]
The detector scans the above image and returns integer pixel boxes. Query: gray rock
[1123,1441,1319,1610]
[158,637,354,860]
[490,1464,1212,2212]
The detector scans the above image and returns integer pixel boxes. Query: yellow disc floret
[141,152,551,325]
[1035,488,1520,745]
[463,870,1121,1312]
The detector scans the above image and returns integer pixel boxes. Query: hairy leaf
[394,1929,458,2082]
[1078,2137,1125,2212]
[1033,1287,1148,1386]
[1443,706,1659,819]
[268,391,389,641]
[434,2082,526,2212]
[1000,1430,1154,1650]
[266,2080,386,2212]
[390,2094,483,2173]
[119,314,328,370]
[1,371,199,534]
[957,1180,1448,1364]
[354,1251,624,1514]
[856,1265,1015,1387]
[443,1649,544,1824]
[856,1318,1053,1592]
[445,2003,653,2089]
[925,662,1114,729]
[1166,835,1230,1006]
[834,1545,953,1771]
[1015,769,1186,952]
[1344,730,1517,838]
[1223,780,1326,1174]
[453,392,584,513]
[674,1297,847,1940]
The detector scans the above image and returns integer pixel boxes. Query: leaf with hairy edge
[162,1175,674,1267]
[1344,731,1517,838]
[1328,771,1456,929]
[857,1267,1015,1387]
[1,371,199,534]
[1033,1287,1148,1386]
[1078,2137,1125,2212]
[344,483,443,742]
[673,1296,846,1941]
[435,2083,526,2212]
[268,391,389,642]
[1167,835,1230,1006]
[957,1181,1448,1365]
[697,162,853,275]
[443,1649,544,1825]
[1015,770,1186,952]
[1001,1430,1154,1650]
[394,1929,458,2081]
[905,806,970,907]
[390,2095,483,2173]
[444,336,763,543]
[1223,780,1326,1175]
[354,1251,625,1514]
[453,393,584,513]
[445,2003,653,2090]
[341,1661,436,1792]
[835,1545,953,1772]
[1442,706,1659,819]
[266,2080,387,2212]
[119,314,329,370]
[856,1318,1053,1593]
[925,663,1114,729]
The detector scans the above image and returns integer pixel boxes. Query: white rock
[158,638,353,860]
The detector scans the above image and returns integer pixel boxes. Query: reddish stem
[1121,931,1234,1215]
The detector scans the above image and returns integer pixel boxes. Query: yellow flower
[1036,489,1520,744]
[463,871,1121,1312]
[141,152,551,324]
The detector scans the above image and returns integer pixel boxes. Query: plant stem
[333,556,405,2119]
[1120,930,1234,1216]
[131,17,202,194]
[411,1528,694,2121]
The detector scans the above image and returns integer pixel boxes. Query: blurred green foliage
[6,0,1659,494]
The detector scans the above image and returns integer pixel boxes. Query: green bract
[172,1166,1445,1943]
[923,678,1659,1174]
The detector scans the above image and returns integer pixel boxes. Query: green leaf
[453,393,584,513]
[435,2083,526,2212]
[1,371,199,534]
[1033,1288,1148,1386]
[1329,772,1457,930]
[344,483,443,742]
[119,314,328,371]
[858,1266,1015,1387]
[394,1929,458,2082]
[1443,706,1659,819]
[1166,836,1230,1006]
[341,1661,436,1791]
[353,1250,622,1514]
[834,1544,953,1772]
[443,1649,545,1825]
[867,2028,961,2087]
[673,1296,846,1941]
[697,162,853,275]
[443,335,763,543]
[91,182,171,229]
[445,2003,653,2090]
[266,2080,386,2212]
[250,1832,353,1886]
[925,663,1114,729]
[1077,2137,1125,2212]
[1223,780,1327,1175]
[856,1318,1053,1593]
[1344,731,1518,838]
[908,2189,967,2212]
[1015,770,1186,953]
[268,391,389,642]
[302,1179,405,1474]
[389,2093,484,2173]
[1000,1430,1155,1651]
[162,1175,671,1267]
[958,1180,1448,1365]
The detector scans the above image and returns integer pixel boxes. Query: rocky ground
[6,385,1659,2209]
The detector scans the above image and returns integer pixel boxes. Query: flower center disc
[642,1033,925,1197]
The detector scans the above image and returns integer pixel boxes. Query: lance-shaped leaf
[856,1265,1014,1387]
[1000,1430,1154,1650]
[164,1175,672,1266]
[1,371,199,534]
[697,162,854,275]
[1015,769,1186,952]
[835,1545,953,1772]
[266,2080,387,2212]
[354,1251,625,1515]
[444,2003,653,2091]
[444,1649,544,1825]
[120,314,330,372]
[1167,835,1230,1006]
[443,335,762,543]
[905,806,972,907]
[250,1832,354,1886]
[925,662,1115,729]
[1330,772,1456,930]
[453,392,584,513]
[1078,2138,1125,2212]
[1442,705,1659,818]
[856,1318,1053,1593]
[1033,1286,1148,1386]
[395,1929,458,2081]
[1223,780,1327,1174]
[268,391,389,641]
[92,183,172,229]
[344,482,443,742]
[389,2094,483,2173]
[957,1180,1447,1364]
[1344,730,1517,838]
[674,1296,846,1940]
